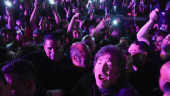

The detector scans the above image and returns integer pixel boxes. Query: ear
[26,80,34,90]
[72,55,79,64]
[6,82,12,95]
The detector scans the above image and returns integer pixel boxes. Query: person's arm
[166,1,170,10]
[51,3,61,29]
[30,2,42,31]
[137,8,159,45]
[6,7,15,30]
[127,0,134,9]
[67,13,80,45]
[92,18,110,41]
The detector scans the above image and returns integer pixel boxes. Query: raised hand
[34,2,42,10]
[149,8,159,21]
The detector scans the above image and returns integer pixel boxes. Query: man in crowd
[128,41,159,95]
[59,42,93,91]
[2,59,62,96]
[20,32,68,89]
[66,45,139,96]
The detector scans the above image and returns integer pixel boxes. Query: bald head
[159,61,170,94]
[82,35,96,53]
[70,42,92,68]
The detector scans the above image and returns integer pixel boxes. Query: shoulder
[45,90,63,96]
[118,81,140,96]
[19,50,43,59]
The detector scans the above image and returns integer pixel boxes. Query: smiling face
[94,53,121,89]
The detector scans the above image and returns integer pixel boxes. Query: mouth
[99,74,107,81]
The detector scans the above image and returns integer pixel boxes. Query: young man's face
[4,73,28,96]
[44,39,64,62]
[94,53,121,89]
[0,79,11,96]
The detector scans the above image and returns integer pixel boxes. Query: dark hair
[94,45,126,75]
[155,30,167,38]
[132,41,150,54]
[70,42,88,59]
[99,39,112,48]
[44,32,63,45]
[120,37,132,45]
[0,47,13,64]
[2,59,37,84]
[16,42,40,58]
[0,69,7,85]
[33,29,44,37]
[55,29,67,38]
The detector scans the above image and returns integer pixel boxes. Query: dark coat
[20,50,70,90]
[67,73,139,96]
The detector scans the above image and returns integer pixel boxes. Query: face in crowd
[44,39,64,62]
[94,53,121,89]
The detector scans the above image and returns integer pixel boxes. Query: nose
[102,62,108,73]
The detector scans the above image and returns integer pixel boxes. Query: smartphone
[79,15,90,20]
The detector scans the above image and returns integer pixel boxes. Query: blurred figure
[32,29,44,45]
[0,28,16,44]
[82,35,96,54]
[0,34,6,48]
[2,59,62,96]
[0,69,11,96]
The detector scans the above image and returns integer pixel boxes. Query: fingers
[72,8,78,13]
[150,8,159,21]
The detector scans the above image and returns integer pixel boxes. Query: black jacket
[20,50,70,90]
[67,73,139,96]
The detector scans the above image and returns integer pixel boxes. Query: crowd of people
[0,0,170,96]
